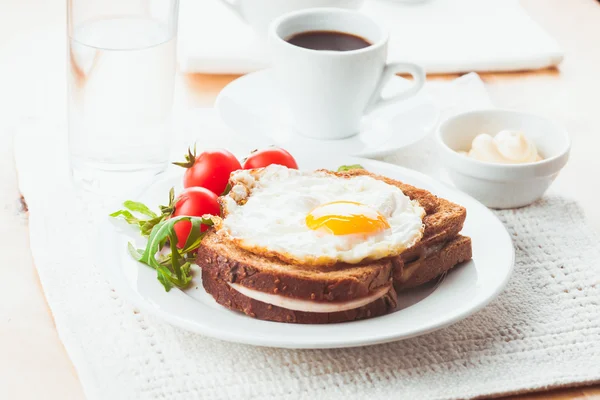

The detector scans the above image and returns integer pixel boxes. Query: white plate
[98,155,514,349]
[215,69,439,158]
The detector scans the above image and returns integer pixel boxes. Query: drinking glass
[67,0,179,193]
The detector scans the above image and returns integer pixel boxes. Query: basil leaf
[337,164,364,172]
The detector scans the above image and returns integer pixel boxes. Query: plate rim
[214,69,440,158]
[99,156,515,349]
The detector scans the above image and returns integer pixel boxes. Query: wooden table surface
[1,0,599,399]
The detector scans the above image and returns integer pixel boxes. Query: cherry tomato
[242,148,298,169]
[176,148,242,195]
[172,187,220,248]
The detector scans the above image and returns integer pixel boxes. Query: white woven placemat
[14,77,600,400]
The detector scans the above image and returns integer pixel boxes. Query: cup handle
[218,0,244,19]
[365,63,426,114]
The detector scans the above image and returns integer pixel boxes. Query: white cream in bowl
[461,130,542,164]
[436,109,570,209]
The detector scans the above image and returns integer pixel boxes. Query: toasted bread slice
[198,230,397,303]
[200,235,471,324]
[396,235,472,290]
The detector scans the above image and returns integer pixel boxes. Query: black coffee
[286,30,372,52]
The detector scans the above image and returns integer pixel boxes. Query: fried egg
[217,165,425,266]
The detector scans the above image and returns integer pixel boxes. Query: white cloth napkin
[178,0,564,74]
[14,75,600,400]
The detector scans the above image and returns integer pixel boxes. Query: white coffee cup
[269,8,426,140]
[218,0,365,37]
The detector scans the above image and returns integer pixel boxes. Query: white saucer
[215,69,439,158]
[98,154,514,349]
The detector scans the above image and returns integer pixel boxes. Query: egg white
[218,165,425,266]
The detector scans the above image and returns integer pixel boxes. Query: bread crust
[396,235,473,290]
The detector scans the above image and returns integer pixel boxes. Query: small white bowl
[436,109,571,209]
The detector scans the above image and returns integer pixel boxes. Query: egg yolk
[305,201,390,236]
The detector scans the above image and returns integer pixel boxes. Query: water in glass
[68,16,176,192]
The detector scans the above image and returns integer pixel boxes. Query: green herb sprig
[110,188,176,237]
[126,216,213,291]
[111,190,213,291]
[337,164,364,172]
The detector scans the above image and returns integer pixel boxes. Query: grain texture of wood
[1,0,599,399]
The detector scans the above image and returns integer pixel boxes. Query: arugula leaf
[158,188,176,216]
[169,232,184,281]
[222,182,232,196]
[127,242,144,260]
[123,201,157,218]
[337,164,365,172]
[136,216,213,291]
[110,189,176,237]
[109,210,142,225]
[156,266,175,292]
[181,217,213,253]
[140,215,166,237]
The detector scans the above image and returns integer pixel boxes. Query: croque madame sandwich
[197,165,472,324]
